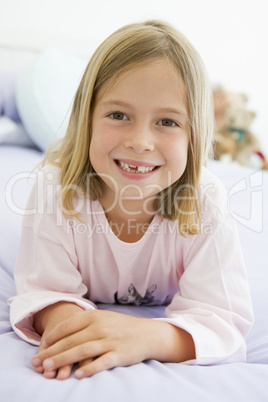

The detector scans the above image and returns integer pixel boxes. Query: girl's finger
[56,364,73,380]
[79,357,94,369]
[74,352,118,379]
[34,364,67,380]
[33,326,98,365]
[42,340,105,372]
[35,365,44,374]
[43,369,58,379]
[42,311,93,348]
[32,342,48,374]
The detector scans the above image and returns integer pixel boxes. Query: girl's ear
[128,284,135,292]
[146,284,157,294]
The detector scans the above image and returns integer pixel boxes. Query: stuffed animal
[213,88,268,169]
[213,87,248,130]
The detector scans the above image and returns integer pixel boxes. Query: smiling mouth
[115,160,158,173]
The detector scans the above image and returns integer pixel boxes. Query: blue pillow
[15,48,87,151]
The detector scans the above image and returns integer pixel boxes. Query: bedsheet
[0,146,268,402]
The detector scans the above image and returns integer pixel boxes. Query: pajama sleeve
[156,173,254,365]
[9,166,96,345]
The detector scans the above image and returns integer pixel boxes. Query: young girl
[9,20,253,380]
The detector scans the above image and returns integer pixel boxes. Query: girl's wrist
[33,301,83,335]
[33,305,53,335]
[146,320,196,363]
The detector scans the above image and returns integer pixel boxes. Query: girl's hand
[31,309,195,379]
[32,310,153,379]
[33,310,195,379]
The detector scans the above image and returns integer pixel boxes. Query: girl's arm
[31,304,195,380]
[9,165,96,345]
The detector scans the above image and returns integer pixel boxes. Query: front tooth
[118,161,155,173]
[137,166,146,173]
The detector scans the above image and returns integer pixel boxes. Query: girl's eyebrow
[100,100,188,117]
[100,100,130,109]
[156,107,188,118]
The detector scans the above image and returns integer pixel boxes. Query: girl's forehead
[95,59,187,108]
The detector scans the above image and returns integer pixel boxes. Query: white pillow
[15,48,87,151]
[0,116,36,148]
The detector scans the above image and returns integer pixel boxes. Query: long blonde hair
[44,20,214,235]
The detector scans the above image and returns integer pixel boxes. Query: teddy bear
[213,87,268,169]
[213,87,248,130]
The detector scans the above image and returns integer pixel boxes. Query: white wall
[1,0,268,153]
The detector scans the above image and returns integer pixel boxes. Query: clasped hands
[31,308,171,380]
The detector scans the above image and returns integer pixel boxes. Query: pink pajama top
[9,164,253,365]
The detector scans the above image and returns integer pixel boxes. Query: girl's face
[90,59,190,212]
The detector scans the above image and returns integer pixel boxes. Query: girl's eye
[109,112,128,121]
[157,119,178,127]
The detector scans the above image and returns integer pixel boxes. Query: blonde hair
[44,20,214,235]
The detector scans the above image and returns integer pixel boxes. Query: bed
[1,44,268,402]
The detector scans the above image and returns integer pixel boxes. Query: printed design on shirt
[114,283,157,306]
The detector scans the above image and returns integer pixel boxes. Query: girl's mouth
[115,160,159,174]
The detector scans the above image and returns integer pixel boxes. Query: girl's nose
[124,126,155,153]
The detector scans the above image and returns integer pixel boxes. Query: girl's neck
[99,195,156,243]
